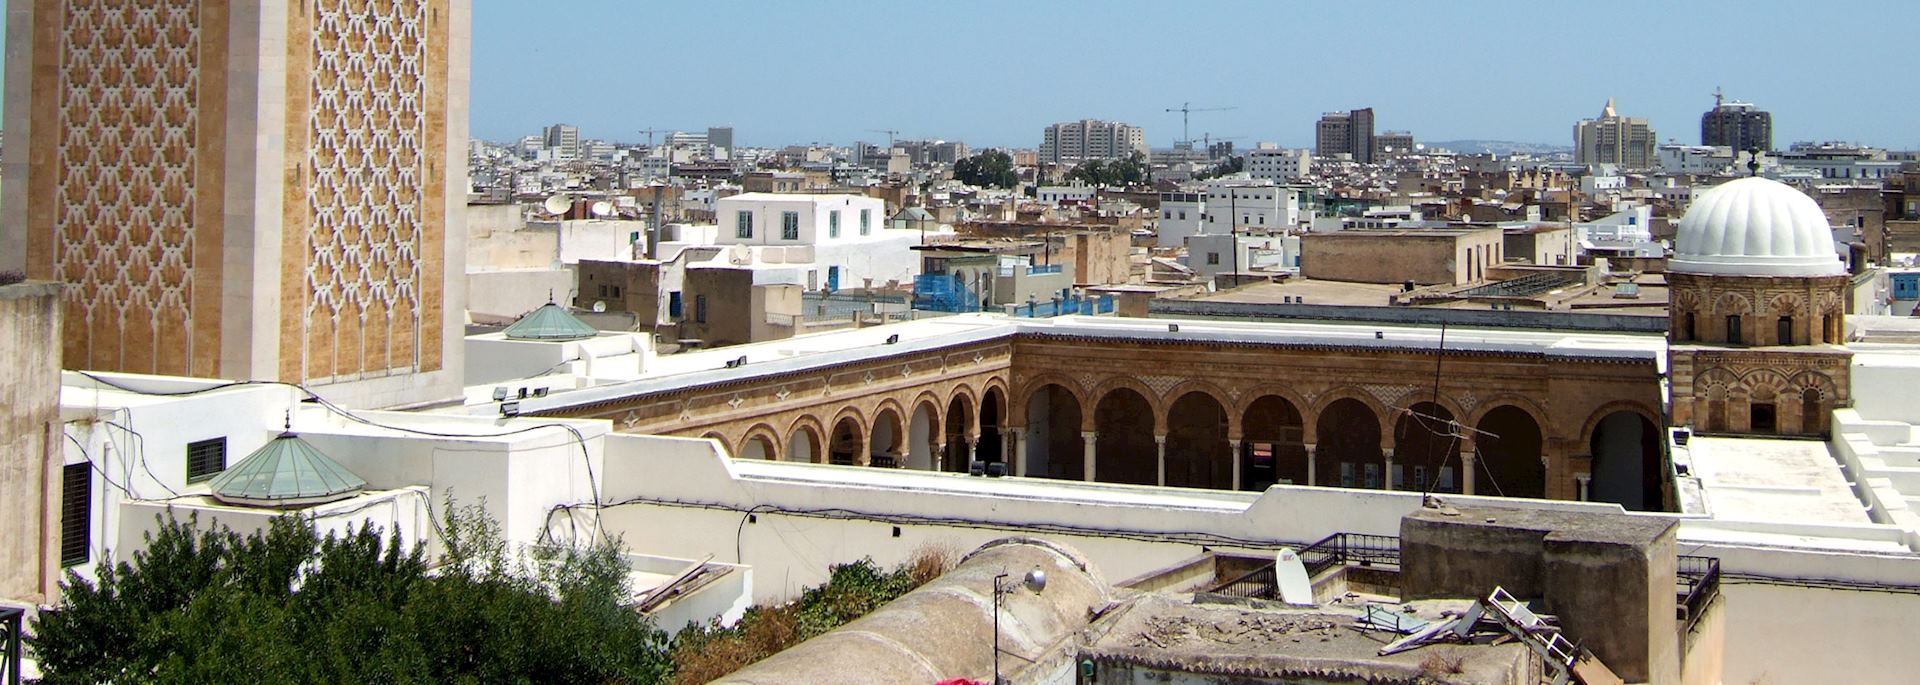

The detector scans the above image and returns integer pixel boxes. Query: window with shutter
[187,437,227,483]
[61,463,90,567]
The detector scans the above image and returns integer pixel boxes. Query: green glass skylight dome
[207,433,367,508]
[502,300,598,341]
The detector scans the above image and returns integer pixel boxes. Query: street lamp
[993,567,1048,685]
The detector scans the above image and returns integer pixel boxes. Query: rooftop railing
[1677,554,1721,634]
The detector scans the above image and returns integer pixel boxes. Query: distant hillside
[1425,140,1571,155]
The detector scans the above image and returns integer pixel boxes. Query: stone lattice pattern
[297,0,431,380]
[53,0,203,374]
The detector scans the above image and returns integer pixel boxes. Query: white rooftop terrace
[514,313,1668,415]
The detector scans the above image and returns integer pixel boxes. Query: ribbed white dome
[1670,177,1844,277]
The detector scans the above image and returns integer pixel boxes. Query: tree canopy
[31,503,670,685]
[953,150,1018,189]
[1065,152,1148,187]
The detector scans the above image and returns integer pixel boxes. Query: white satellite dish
[543,194,571,215]
[591,200,613,217]
[592,300,607,313]
[1274,547,1314,606]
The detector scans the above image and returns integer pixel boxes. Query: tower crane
[867,129,902,150]
[636,128,671,149]
[1164,102,1236,147]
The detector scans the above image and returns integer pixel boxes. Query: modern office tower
[1575,98,1657,169]
[1701,91,1773,152]
[1039,119,1147,164]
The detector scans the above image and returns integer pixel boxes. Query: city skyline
[2,1,1911,151]
[452,0,1911,150]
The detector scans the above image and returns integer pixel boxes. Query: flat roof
[518,313,1666,414]
[1683,436,1872,526]
[1305,228,1492,238]
[1087,593,1529,682]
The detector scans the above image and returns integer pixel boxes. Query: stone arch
[1165,390,1233,490]
[1090,376,1167,433]
[1713,290,1754,315]
[1766,291,1805,316]
[1014,372,1086,421]
[906,395,942,471]
[828,408,868,465]
[1307,386,1390,445]
[1588,410,1661,511]
[1233,387,1311,428]
[1025,382,1084,479]
[1313,396,1384,489]
[1240,394,1308,490]
[1671,287,1702,311]
[870,403,907,466]
[1464,394,1549,436]
[1162,379,1236,436]
[1093,386,1157,485]
[948,382,981,426]
[1474,404,1546,499]
[1394,400,1463,494]
[1741,368,1790,402]
[1577,400,1661,449]
[978,384,1010,465]
[785,416,824,463]
[740,423,783,461]
[943,390,975,471]
[700,431,734,457]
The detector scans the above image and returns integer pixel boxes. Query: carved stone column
[1154,434,1168,487]
[1229,439,1243,491]
[1082,431,1098,482]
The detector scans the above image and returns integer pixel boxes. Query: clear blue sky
[465,0,1914,150]
[7,1,1915,150]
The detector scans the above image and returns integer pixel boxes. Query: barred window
[187,437,227,483]
[61,463,90,567]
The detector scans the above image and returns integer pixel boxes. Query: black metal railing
[1299,532,1402,577]
[1211,564,1278,599]
[1,605,23,685]
[1204,533,1403,598]
[1676,555,1721,634]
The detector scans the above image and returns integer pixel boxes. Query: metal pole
[993,573,1007,685]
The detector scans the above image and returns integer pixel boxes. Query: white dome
[1670,177,1844,277]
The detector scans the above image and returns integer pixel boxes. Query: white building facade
[1246,147,1312,182]
[1201,179,1301,234]
[1039,119,1147,164]
[713,193,933,290]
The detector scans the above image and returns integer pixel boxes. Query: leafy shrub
[31,501,670,684]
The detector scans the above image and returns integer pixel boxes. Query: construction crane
[636,128,671,149]
[867,128,902,150]
[1165,102,1236,147]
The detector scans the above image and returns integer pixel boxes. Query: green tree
[31,501,670,684]
[1066,151,1148,186]
[953,150,1018,189]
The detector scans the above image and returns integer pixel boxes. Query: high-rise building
[1373,131,1415,160]
[1038,119,1147,164]
[1,0,471,408]
[544,123,581,160]
[1314,108,1376,164]
[707,126,735,156]
[1701,91,1772,152]
[1574,98,1657,169]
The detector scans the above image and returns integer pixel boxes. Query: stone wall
[1400,505,1680,683]
[0,282,63,604]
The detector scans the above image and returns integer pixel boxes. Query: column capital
[1082,430,1098,440]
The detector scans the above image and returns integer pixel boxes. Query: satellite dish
[592,300,607,313]
[543,194,571,215]
[1274,547,1314,606]
[591,201,613,217]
